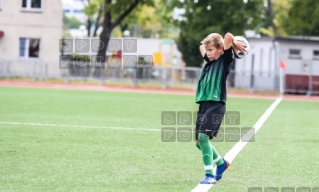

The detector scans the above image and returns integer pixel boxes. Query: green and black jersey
[195,48,234,104]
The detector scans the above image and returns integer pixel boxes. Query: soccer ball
[234,36,250,59]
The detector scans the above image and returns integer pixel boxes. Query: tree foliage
[285,0,319,36]
[63,13,82,30]
[84,0,176,38]
[96,0,154,56]
[165,0,265,67]
[123,0,178,38]
[91,0,154,76]
[259,0,319,36]
[259,0,292,36]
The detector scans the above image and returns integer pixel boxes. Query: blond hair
[200,33,224,48]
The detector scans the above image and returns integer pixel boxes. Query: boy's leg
[211,144,224,166]
[198,133,213,176]
[198,133,216,184]
[209,104,230,181]
[196,102,228,184]
[199,102,230,181]
[195,142,224,166]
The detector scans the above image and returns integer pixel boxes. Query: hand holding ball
[233,36,250,59]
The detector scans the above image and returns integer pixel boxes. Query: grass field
[0,86,318,192]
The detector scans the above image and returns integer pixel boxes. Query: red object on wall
[116,50,122,59]
[0,30,4,37]
[280,60,287,70]
[285,75,319,95]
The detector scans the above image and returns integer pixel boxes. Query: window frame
[288,49,302,60]
[19,37,41,60]
[313,50,319,60]
[21,0,43,12]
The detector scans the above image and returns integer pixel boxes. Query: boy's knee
[198,133,209,142]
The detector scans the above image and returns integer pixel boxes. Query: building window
[289,49,300,55]
[21,0,42,11]
[74,9,84,14]
[289,49,301,59]
[19,38,40,59]
[314,50,319,58]
[63,9,70,13]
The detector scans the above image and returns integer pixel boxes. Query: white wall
[233,37,319,91]
[234,38,277,90]
[0,0,63,62]
[235,39,276,75]
[278,42,319,75]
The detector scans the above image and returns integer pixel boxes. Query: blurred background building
[235,36,319,93]
[62,0,87,23]
[0,0,62,76]
[1,0,319,94]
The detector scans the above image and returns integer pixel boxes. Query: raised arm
[199,44,206,58]
[224,32,246,53]
[223,32,234,50]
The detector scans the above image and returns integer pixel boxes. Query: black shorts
[195,101,226,140]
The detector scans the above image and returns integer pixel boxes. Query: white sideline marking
[0,122,161,132]
[191,97,282,192]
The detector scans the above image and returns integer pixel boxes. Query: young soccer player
[195,32,246,184]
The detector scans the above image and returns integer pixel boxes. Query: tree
[285,0,319,36]
[166,0,265,67]
[93,3,103,37]
[259,0,319,36]
[120,0,178,38]
[82,0,104,37]
[259,0,293,36]
[82,0,174,39]
[82,0,94,37]
[97,0,154,60]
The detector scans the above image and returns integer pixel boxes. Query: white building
[62,0,87,23]
[234,36,319,94]
[0,0,63,77]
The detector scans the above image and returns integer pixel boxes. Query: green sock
[211,144,224,166]
[198,133,213,176]
[196,141,224,166]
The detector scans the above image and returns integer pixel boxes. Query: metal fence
[0,60,202,89]
[1,60,319,95]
